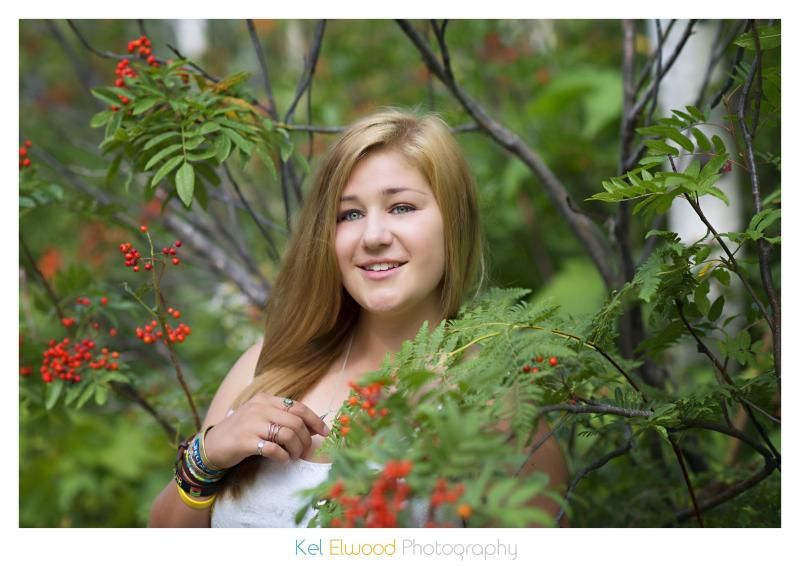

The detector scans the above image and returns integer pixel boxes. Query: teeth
[363,262,401,272]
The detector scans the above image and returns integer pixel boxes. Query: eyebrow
[339,187,426,203]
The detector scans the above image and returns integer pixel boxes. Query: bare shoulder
[201,338,264,429]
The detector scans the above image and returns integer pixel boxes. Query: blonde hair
[220,108,487,498]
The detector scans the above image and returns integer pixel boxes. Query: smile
[359,262,406,280]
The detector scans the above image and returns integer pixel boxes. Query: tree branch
[555,426,633,524]
[736,21,780,386]
[246,19,280,120]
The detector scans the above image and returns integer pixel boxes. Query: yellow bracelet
[176,482,216,510]
[200,426,225,472]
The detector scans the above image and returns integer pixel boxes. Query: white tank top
[211,457,333,528]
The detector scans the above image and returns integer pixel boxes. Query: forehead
[340,150,432,200]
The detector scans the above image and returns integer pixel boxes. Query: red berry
[24,140,32,148]
[19,148,27,157]
[119,96,130,105]
[100,297,108,305]
[133,266,140,272]
[174,240,182,247]
[522,364,531,373]
[115,78,125,87]
[172,257,180,265]
[172,310,181,318]
[549,356,558,367]
[147,55,156,65]
[536,356,543,363]
[23,158,31,167]
[139,225,148,232]
[145,263,153,270]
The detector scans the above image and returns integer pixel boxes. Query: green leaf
[144,143,182,171]
[45,380,65,410]
[76,382,97,410]
[132,97,159,115]
[708,295,725,322]
[691,127,711,152]
[222,127,252,155]
[197,121,222,136]
[694,278,711,316]
[214,134,232,163]
[105,153,123,189]
[104,110,122,139]
[90,111,113,128]
[734,25,781,51]
[144,131,180,150]
[90,88,121,106]
[175,161,195,207]
[664,128,695,152]
[94,384,108,406]
[712,268,731,287]
[150,155,183,188]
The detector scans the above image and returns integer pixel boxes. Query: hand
[203,393,330,469]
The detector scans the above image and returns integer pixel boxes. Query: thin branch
[555,426,633,524]
[736,21,780,386]
[629,20,698,124]
[396,19,616,290]
[665,457,777,526]
[536,403,653,419]
[634,19,677,94]
[19,232,66,321]
[514,414,570,477]
[246,19,279,120]
[667,434,705,526]
[221,163,281,263]
[708,22,750,111]
[645,19,665,128]
[284,20,326,125]
[674,299,780,464]
[695,20,747,108]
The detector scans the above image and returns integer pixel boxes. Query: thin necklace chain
[320,334,354,424]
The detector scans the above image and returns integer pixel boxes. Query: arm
[147,339,262,528]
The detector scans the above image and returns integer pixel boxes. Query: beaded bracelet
[174,432,225,497]
[190,434,225,477]
[175,482,216,510]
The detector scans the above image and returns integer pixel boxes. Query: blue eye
[336,204,416,223]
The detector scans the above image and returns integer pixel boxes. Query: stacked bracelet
[174,426,227,507]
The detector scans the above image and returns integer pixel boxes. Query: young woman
[148,109,568,528]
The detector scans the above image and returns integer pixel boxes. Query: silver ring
[256,439,266,456]
[282,398,295,410]
[268,422,282,443]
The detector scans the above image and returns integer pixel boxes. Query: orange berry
[457,503,472,519]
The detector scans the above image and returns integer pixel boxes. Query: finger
[275,398,330,437]
[257,438,291,463]
[264,410,313,452]
[273,425,305,460]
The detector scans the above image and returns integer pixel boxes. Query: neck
[349,304,444,371]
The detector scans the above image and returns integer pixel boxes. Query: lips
[358,261,408,272]
[359,262,406,280]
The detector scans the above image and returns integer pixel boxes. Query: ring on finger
[282,398,294,411]
[267,422,282,444]
[256,439,266,456]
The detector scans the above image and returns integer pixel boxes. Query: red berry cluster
[521,355,558,379]
[39,338,119,383]
[135,313,191,346]
[426,478,468,527]
[328,459,413,528]
[119,241,145,272]
[162,239,182,265]
[19,139,32,169]
[127,35,158,67]
[346,380,390,418]
[111,59,137,111]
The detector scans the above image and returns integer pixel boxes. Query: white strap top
[211,457,333,528]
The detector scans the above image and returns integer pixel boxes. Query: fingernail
[323,424,331,436]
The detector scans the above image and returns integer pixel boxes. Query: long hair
[218,108,487,499]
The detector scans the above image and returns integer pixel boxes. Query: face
[335,149,446,318]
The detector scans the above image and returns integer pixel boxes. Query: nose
[361,211,394,249]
